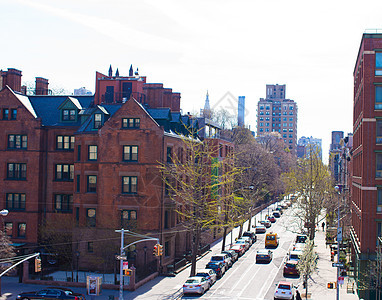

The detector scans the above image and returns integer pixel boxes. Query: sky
[2,0,382,163]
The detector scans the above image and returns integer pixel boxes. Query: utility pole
[335,185,341,300]
[115,228,126,300]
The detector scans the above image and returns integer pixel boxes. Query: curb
[174,250,212,274]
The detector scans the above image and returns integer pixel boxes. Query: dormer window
[122,118,140,129]
[63,109,76,121]
[94,114,102,129]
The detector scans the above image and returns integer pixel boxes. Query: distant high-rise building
[328,131,344,182]
[201,90,211,119]
[256,84,298,155]
[238,96,245,127]
[297,136,322,159]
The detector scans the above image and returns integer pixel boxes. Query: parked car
[235,239,250,251]
[183,276,210,295]
[268,216,276,223]
[296,234,308,244]
[238,236,252,246]
[261,220,272,228]
[272,211,281,218]
[205,261,226,278]
[195,268,217,285]
[210,253,232,268]
[275,207,284,214]
[283,260,299,277]
[288,250,302,261]
[254,224,267,233]
[16,288,86,300]
[265,232,279,248]
[274,281,296,300]
[293,242,305,251]
[221,249,239,263]
[256,249,273,263]
[229,243,246,256]
[242,231,257,243]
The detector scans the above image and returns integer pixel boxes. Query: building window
[77,145,81,161]
[378,189,382,212]
[265,123,269,127]
[259,117,263,121]
[56,135,75,150]
[289,134,293,138]
[167,147,172,163]
[289,129,293,132]
[259,112,264,115]
[54,194,73,212]
[5,222,12,237]
[6,193,26,210]
[11,109,17,120]
[265,112,270,115]
[3,109,9,120]
[87,175,97,193]
[259,106,264,110]
[122,118,140,129]
[122,176,138,193]
[283,134,287,138]
[265,128,270,132]
[88,145,98,161]
[376,86,382,109]
[8,135,27,149]
[289,140,293,144]
[121,210,137,228]
[18,223,26,238]
[55,164,74,181]
[75,207,79,226]
[86,209,96,227]
[87,242,94,253]
[76,175,80,193]
[62,109,76,121]
[164,241,170,257]
[289,123,293,127]
[377,154,382,178]
[376,53,382,76]
[289,112,293,115]
[259,122,263,126]
[259,128,263,132]
[7,163,27,180]
[94,114,102,129]
[123,146,138,161]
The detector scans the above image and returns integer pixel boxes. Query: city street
[1,202,359,300]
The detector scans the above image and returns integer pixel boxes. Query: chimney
[21,85,27,95]
[2,68,22,92]
[35,77,49,95]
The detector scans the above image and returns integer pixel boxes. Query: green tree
[282,147,333,240]
[159,130,240,276]
[297,239,318,299]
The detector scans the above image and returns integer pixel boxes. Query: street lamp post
[334,185,341,300]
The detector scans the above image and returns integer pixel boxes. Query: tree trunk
[190,228,200,277]
[238,223,243,239]
[247,211,252,231]
[221,227,228,252]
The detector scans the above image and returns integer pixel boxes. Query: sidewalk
[307,226,358,300]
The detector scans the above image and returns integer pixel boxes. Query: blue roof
[29,95,94,126]
[146,108,172,120]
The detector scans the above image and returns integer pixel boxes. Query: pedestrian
[296,290,302,300]
[322,221,325,231]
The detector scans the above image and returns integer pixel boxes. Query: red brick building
[0,66,233,275]
[351,32,382,297]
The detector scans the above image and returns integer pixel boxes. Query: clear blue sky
[2,0,382,163]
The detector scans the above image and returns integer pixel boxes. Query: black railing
[101,92,146,104]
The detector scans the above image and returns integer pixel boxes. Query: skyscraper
[238,96,245,127]
[256,84,298,155]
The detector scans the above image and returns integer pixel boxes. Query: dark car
[256,249,273,263]
[205,261,226,278]
[283,260,299,277]
[242,231,257,243]
[222,249,239,263]
[16,288,86,300]
[296,234,308,244]
[268,216,276,223]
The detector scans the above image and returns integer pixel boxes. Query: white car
[195,268,217,285]
[274,281,295,299]
[210,253,232,268]
[235,239,250,251]
[183,276,210,295]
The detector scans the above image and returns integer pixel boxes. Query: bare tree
[297,239,318,299]
[0,230,15,295]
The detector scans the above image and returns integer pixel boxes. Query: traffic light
[35,257,42,272]
[158,244,163,256]
[123,269,132,276]
[153,244,159,256]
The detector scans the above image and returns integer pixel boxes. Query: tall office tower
[238,96,245,127]
[256,84,298,155]
[351,31,382,298]
[297,136,323,160]
[328,131,344,182]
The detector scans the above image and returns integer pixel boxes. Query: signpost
[337,227,343,242]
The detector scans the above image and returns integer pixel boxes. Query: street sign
[123,261,129,270]
[115,255,127,260]
[332,262,344,268]
[337,227,343,242]
[338,276,345,285]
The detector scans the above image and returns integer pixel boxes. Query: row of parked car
[182,231,257,295]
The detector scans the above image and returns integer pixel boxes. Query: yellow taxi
[265,232,279,248]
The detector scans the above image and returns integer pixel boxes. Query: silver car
[195,268,217,285]
[183,276,210,295]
